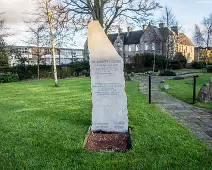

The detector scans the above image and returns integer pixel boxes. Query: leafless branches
[62,0,161,32]
[193,24,204,47]
[158,6,179,28]
[193,13,212,48]
[0,12,14,45]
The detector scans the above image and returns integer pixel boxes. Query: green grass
[159,74,212,109]
[174,69,207,74]
[0,79,212,169]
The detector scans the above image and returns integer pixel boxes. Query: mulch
[84,131,131,152]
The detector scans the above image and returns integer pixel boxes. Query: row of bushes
[0,61,90,81]
[126,52,187,73]
[158,70,176,76]
[207,65,212,73]
[126,53,166,73]
[186,61,212,69]
[0,73,19,83]
[186,62,212,73]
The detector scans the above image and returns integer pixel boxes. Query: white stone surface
[88,21,128,133]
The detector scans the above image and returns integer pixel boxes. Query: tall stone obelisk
[88,21,128,133]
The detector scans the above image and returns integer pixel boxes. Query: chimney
[118,27,123,34]
[171,26,179,36]
[159,23,165,28]
[143,24,148,30]
[127,27,132,36]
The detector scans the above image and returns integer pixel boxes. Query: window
[56,49,60,55]
[125,45,128,52]
[45,49,49,54]
[129,46,132,52]
[75,50,82,55]
[24,48,28,54]
[136,45,139,51]
[152,43,155,51]
[145,43,148,51]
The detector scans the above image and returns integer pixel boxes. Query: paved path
[133,75,212,148]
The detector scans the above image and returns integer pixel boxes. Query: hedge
[207,65,212,73]
[127,53,166,73]
[129,52,187,73]
[0,61,90,81]
[159,70,176,76]
[0,73,19,83]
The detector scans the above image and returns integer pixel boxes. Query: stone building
[107,23,194,63]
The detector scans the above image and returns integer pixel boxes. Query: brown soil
[85,131,131,152]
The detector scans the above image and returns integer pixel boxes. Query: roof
[195,46,212,50]
[158,27,174,40]
[108,25,194,47]
[178,33,194,46]
[108,30,144,45]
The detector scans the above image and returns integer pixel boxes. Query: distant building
[107,23,195,63]
[194,46,212,63]
[5,46,84,66]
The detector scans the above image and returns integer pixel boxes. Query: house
[194,46,212,63]
[107,23,195,63]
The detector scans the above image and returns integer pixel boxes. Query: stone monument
[85,21,130,152]
[198,80,212,103]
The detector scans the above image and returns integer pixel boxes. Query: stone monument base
[84,128,131,152]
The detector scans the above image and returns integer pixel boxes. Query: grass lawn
[0,79,212,169]
[159,74,212,109]
[174,69,207,74]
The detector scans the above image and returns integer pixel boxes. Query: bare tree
[193,13,212,63]
[0,13,12,67]
[62,0,161,32]
[29,0,72,87]
[158,6,179,69]
[193,24,204,47]
[193,13,212,47]
[0,12,12,39]
[203,13,212,48]
[23,20,46,79]
[158,6,179,28]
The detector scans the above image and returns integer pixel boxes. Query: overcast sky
[0,0,212,48]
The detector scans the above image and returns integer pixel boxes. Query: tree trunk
[59,49,61,65]
[52,36,59,87]
[94,0,103,27]
[37,40,40,79]
[37,58,40,79]
[47,10,59,87]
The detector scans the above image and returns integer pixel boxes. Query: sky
[0,0,212,48]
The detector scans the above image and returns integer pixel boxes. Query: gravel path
[133,75,212,148]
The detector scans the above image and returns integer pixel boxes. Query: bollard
[149,74,151,104]
[193,75,199,104]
